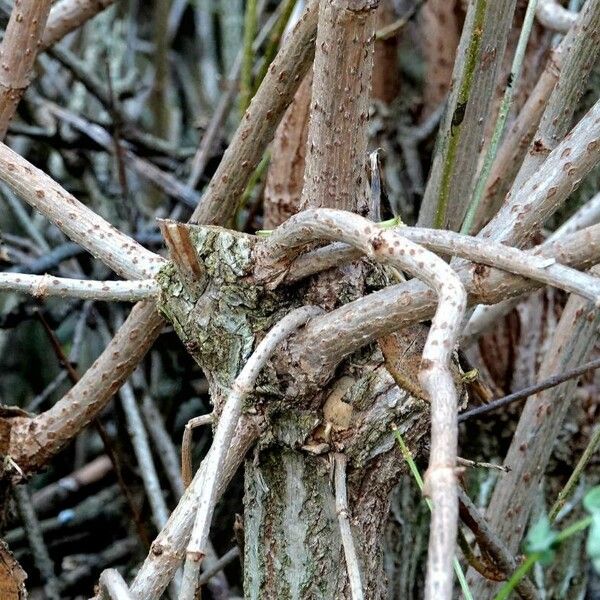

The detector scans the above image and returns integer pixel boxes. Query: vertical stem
[431,0,487,229]
[461,0,539,234]
[240,0,258,113]
[301,0,378,213]
[0,0,52,139]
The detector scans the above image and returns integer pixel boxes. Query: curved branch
[269,224,600,303]
[42,0,116,50]
[287,222,600,387]
[0,273,159,302]
[257,208,467,599]
[180,306,323,600]
[536,0,577,32]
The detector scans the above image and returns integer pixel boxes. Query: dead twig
[334,453,364,600]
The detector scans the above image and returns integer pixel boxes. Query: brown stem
[0,0,52,139]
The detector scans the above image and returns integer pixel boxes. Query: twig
[13,484,60,600]
[187,0,282,189]
[536,0,577,32]
[141,396,186,500]
[459,356,600,422]
[198,547,240,586]
[181,414,213,489]
[190,0,318,225]
[549,423,600,520]
[456,458,510,473]
[31,455,112,516]
[457,489,539,600]
[0,0,52,139]
[240,0,258,113]
[548,192,600,242]
[42,101,202,210]
[0,273,159,302]
[99,568,134,600]
[334,453,364,600]
[180,306,322,600]
[119,382,170,531]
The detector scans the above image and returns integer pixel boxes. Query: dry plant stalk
[0,0,52,139]
[334,453,364,600]
[419,0,459,116]
[418,0,518,230]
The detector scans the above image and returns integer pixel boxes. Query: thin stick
[548,192,600,242]
[119,382,170,531]
[197,547,240,586]
[141,396,186,500]
[456,458,510,473]
[13,484,60,600]
[181,414,213,489]
[42,0,116,50]
[334,453,364,600]
[99,568,134,600]
[0,273,159,302]
[179,306,323,600]
[240,0,258,113]
[458,356,600,422]
[549,423,600,521]
[457,490,539,600]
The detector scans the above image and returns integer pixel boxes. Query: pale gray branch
[0,273,159,302]
[276,225,600,303]
[334,453,364,600]
[536,0,578,32]
[180,306,323,600]
[99,568,134,600]
[42,0,116,50]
